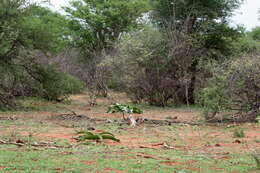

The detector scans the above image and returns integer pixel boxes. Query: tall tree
[63,0,150,97]
[64,0,149,54]
[0,0,68,62]
[21,6,70,53]
[151,0,243,104]
[0,0,71,109]
[0,0,28,61]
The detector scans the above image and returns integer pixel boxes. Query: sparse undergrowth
[0,92,259,172]
[233,128,245,138]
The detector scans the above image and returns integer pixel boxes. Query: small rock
[106,119,113,123]
[87,127,95,131]
[233,139,241,144]
[16,139,25,144]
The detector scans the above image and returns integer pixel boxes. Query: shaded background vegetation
[0,0,259,122]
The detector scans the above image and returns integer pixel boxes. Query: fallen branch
[0,116,18,121]
[139,142,175,150]
[0,140,73,149]
[139,145,158,150]
[136,153,160,160]
[135,118,202,126]
[50,112,104,122]
[51,111,203,126]
[136,152,170,160]
[0,140,24,147]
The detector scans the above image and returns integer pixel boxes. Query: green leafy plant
[107,103,143,114]
[76,131,120,143]
[233,128,245,138]
[107,103,143,126]
[256,116,260,124]
[198,54,260,122]
[252,153,260,170]
[28,64,84,101]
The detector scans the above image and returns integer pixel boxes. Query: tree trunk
[187,60,198,105]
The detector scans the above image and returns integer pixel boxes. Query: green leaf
[101,135,120,142]
[76,131,120,143]
[99,132,115,137]
[107,103,143,114]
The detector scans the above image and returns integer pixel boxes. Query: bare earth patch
[0,92,259,172]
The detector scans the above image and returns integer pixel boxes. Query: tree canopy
[1,0,259,122]
[21,6,70,53]
[64,0,150,53]
[151,0,243,57]
[0,0,69,62]
[149,0,243,104]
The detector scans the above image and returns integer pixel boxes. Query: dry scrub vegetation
[0,0,260,172]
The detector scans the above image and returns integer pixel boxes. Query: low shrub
[0,92,16,111]
[233,128,245,138]
[197,75,232,120]
[252,153,260,170]
[0,61,85,110]
[29,64,85,101]
[102,27,194,106]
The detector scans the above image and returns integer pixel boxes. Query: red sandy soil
[81,161,96,165]
[37,132,76,143]
[161,160,196,166]
[17,123,257,156]
[12,120,259,155]
[53,168,65,173]
[70,93,201,122]
[1,93,259,157]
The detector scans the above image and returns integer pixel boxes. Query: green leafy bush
[0,59,85,110]
[197,75,232,120]
[103,27,192,106]
[0,62,21,110]
[0,92,16,111]
[0,0,75,109]
[31,65,85,101]
[252,153,260,170]
[198,54,260,122]
[233,128,245,138]
[61,74,85,94]
[250,27,260,41]
[107,103,143,114]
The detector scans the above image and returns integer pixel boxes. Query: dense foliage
[149,0,243,104]
[0,0,259,122]
[102,27,182,106]
[198,54,260,122]
[0,0,83,110]
[65,0,149,54]
[62,0,150,98]
[25,64,84,101]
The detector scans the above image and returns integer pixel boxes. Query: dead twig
[136,152,170,160]
[0,140,24,147]
[0,116,18,121]
[0,139,73,149]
